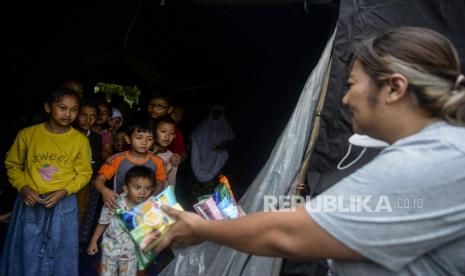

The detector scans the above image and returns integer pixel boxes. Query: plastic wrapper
[160,31,335,276]
[116,186,183,269]
[193,175,245,220]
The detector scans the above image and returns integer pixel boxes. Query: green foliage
[94,82,141,108]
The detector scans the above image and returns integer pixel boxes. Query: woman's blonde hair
[352,27,465,125]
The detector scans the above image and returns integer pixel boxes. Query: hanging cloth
[190,106,235,182]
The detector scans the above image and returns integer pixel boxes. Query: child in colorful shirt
[94,123,166,210]
[1,88,92,276]
[152,116,178,189]
[88,166,160,276]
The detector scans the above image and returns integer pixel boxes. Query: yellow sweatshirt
[5,123,92,195]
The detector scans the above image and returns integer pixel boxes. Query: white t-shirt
[154,150,178,188]
[306,121,465,275]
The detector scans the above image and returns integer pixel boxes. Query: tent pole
[295,59,332,196]
[123,0,145,50]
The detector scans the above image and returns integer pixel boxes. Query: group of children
[0,85,188,276]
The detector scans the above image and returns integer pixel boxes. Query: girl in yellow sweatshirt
[0,88,92,276]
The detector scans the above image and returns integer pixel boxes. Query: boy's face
[170,107,184,124]
[123,176,153,204]
[114,132,128,152]
[77,106,98,131]
[96,104,110,125]
[147,98,169,119]
[155,122,176,148]
[125,130,154,155]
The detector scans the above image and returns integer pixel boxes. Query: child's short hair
[148,91,171,104]
[153,116,176,130]
[124,166,154,186]
[96,99,112,115]
[46,88,80,105]
[80,98,99,115]
[126,123,154,136]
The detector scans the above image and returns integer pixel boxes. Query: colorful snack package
[193,175,245,220]
[116,186,183,269]
[193,197,224,220]
[213,175,242,219]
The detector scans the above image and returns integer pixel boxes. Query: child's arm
[42,189,68,208]
[0,213,11,223]
[20,185,41,206]
[153,156,167,193]
[169,153,182,166]
[5,132,43,206]
[102,143,113,161]
[87,224,108,255]
[94,174,119,209]
[4,130,29,193]
[63,138,93,195]
[154,180,164,195]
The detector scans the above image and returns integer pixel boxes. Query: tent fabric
[308,0,465,194]
[160,29,336,276]
[158,1,465,275]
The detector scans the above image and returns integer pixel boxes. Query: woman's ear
[386,73,409,104]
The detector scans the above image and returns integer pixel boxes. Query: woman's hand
[101,187,119,209]
[20,185,41,206]
[152,205,205,255]
[43,189,68,208]
[169,153,182,166]
[87,241,99,255]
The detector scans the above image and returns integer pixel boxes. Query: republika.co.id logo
[263,195,423,213]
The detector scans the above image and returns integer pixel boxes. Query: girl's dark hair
[45,88,80,105]
[153,116,176,130]
[124,166,154,186]
[352,27,465,125]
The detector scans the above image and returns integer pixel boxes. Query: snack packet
[193,175,245,220]
[116,186,182,269]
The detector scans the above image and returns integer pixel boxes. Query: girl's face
[155,122,176,148]
[77,106,98,131]
[147,98,169,119]
[45,95,79,128]
[342,60,381,135]
[96,104,110,125]
[108,117,122,131]
[114,132,128,152]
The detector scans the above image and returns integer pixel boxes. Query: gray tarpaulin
[160,30,336,276]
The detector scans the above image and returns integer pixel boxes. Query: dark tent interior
[1,0,339,193]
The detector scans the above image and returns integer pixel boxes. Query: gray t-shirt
[306,121,465,275]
